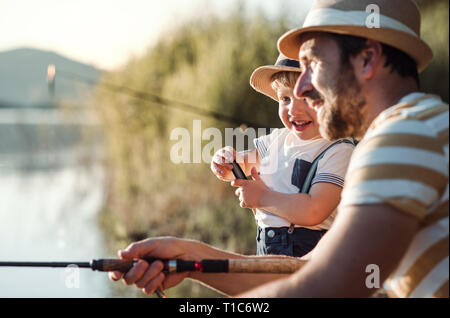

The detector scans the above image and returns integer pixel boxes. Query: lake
[0,108,135,297]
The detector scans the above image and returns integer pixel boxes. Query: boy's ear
[351,40,384,80]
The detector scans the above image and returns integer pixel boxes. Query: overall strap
[288,138,355,233]
[300,139,354,194]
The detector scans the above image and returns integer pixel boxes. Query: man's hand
[231,167,269,209]
[108,237,191,295]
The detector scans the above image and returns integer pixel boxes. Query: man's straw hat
[278,0,433,72]
[250,54,301,101]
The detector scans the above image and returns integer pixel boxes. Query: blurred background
[0,0,448,298]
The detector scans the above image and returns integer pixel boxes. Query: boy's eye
[281,96,291,103]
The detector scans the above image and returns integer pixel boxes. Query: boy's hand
[231,167,269,209]
[211,146,238,181]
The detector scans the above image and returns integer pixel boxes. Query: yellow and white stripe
[340,92,449,297]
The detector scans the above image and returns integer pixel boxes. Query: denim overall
[256,139,354,258]
[256,225,327,257]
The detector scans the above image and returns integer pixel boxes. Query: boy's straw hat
[250,54,300,101]
[278,0,433,72]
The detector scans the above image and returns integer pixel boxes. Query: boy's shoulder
[255,127,288,145]
[266,127,289,138]
[315,138,355,163]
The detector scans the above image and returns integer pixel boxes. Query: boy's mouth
[291,120,312,132]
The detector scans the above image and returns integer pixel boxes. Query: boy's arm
[256,143,352,226]
[234,143,352,225]
[259,182,342,226]
[233,170,342,227]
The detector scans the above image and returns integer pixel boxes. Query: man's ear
[352,40,384,80]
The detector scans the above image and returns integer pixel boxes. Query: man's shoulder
[341,94,448,217]
[358,97,448,161]
[368,93,449,139]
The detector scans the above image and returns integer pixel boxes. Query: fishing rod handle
[89,258,197,272]
[228,258,304,274]
[90,258,160,272]
[90,258,304,274]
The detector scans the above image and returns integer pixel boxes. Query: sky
[0,0,313,70]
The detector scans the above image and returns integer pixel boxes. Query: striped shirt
[340,92,449,298]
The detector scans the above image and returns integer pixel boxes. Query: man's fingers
[143,272,166,295]
[135,260,164,289]
[108,271,124,281]
[160,272,189,291]
[119,238,156,260]
[122,260,149,285]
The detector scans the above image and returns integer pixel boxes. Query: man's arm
[239,203,419,297]
[179,241,305,296]
[109,236,306,296]
[188,269,293,296]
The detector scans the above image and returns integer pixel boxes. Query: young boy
[211,54,354,257]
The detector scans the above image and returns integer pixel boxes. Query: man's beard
[317,65,367,140]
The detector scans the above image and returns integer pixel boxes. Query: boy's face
[276,85,321,141]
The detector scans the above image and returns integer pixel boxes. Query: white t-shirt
[253,128,354,230]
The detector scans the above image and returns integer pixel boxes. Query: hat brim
[277,25,433,73]
[250,65,301,101]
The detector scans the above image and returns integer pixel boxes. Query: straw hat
[278,0,433,72]
[250,54,301,101]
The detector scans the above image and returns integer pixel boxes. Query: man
[110,0,448,297]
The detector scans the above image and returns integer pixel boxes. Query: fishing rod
[0,257,303,298]
[50,68,266,129]
[0,257,304,274]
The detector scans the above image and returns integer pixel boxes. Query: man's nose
[294,69,313,99]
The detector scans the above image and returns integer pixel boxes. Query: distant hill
[0,47,101,108]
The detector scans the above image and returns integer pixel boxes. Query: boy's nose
[294,69,314,99]
[288,98,307,117]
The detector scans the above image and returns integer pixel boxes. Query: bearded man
[244,0,449,298]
